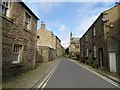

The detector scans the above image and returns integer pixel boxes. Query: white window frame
[73,45,75,49]
[13,44,22,64]
[109,52,117,73]
[1,1,10,17]
[81,51,83,57]
[93,27,96,37]
[85,35,88,42]
[93,44,96,58]
[86,48,88,57]
[24,12,31,30]
[75,45,79,49]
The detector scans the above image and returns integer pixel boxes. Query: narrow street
[38,58,118,88]
[1,1,120,90]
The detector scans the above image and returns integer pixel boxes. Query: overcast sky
[22,0,118,48]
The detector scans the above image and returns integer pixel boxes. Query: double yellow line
[69,59,120,88]
[37,62,60,89]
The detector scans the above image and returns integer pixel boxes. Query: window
[37,36,39,39]
[13,44,22,64]
[85,35,88,42]
[81,51,83,57]
[86,48,88,57]
[81,42,83,46]
[93,27,96,37]
[0,1,10,17]
[73,45,75,49]
[75,45,79,48]
[93,44,96,58]
[24,13,31,30]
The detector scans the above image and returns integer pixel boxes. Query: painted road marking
[38,61,60,89]
[69,59,120,88]
[41,67,56,89]
[37,67,54,88]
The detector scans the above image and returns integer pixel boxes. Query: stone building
[69,32,80,60]
[36,22,63,62]
[80,3,120,75]
[36,46,55,63]
[1,1,39,79]
[56,36,63,57]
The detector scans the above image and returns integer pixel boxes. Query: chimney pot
[41,21,45,29]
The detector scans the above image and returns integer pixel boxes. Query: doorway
[98,48,104,68]
[109,52,117,73]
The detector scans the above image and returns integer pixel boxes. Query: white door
[109,52,117,73]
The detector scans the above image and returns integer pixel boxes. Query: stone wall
[2,2,38,79]
[69,32,80,60]
[80,4,120,74]
[69,43,80,60]
[105,4,120,73]
[37,22,63,59]
[56,36,63,57]
[36,46,56,63]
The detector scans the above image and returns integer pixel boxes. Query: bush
[86,59,93,66]
[86,59,99,68]
[69,52,72,58]
[92,60,99,68]
[76,52,80,60]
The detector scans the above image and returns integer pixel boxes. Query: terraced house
[36,22,63,63]
[1,1,39,79]
[69,32,80,60]
[80,3,120,75]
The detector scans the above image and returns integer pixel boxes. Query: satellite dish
[102,16,108,22]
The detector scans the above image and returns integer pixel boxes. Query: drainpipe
[102,13,109,70]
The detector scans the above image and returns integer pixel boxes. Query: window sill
[1,15,13,23]
[24,28,31,34]
[11,63,23,68]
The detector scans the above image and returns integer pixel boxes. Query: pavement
[2,58,61,89]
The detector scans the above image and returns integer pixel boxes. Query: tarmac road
[41,58,118,88]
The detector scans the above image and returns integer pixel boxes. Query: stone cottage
[80,3,120,75]
[1,1,39,79]
[36,22,63,62]
[69,32,80,60]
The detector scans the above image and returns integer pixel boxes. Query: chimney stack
[41,21,45,29]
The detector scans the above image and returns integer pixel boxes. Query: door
[109,52,117,73]
[99,49,103,67]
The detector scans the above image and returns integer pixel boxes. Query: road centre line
[37,67,54,88]
[69,59,120,88]
[37,61,60,89]
[41,67,56,89]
